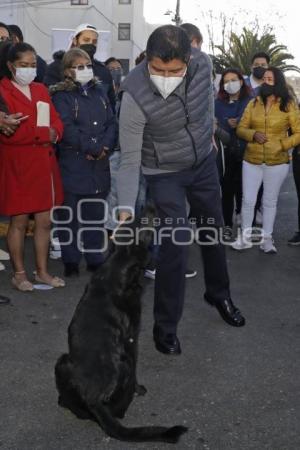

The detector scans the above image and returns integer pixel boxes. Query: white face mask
[75,67,94,85]
[14,67,37,86]
[224,80,241,95]
[149,67,187,99]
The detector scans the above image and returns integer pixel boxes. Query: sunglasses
[71,63,93,71]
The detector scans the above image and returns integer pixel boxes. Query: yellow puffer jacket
[237,97,300,165]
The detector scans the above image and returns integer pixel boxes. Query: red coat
[0,78,64,216]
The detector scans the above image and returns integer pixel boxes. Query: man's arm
[116,92,146,221]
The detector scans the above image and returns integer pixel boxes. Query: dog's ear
[136,203,157,248]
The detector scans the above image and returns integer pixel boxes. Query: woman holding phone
[0,42,65,291]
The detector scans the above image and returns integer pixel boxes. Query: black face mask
[79,44,96,59]
[260,83,276,98]
[252,66,266,80]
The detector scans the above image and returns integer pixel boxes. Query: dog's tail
[89,403,188,443]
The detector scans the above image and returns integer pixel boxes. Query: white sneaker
[144,268,197,280]
[231,236,253,251]
[144,268,156,280]
[0,249,10,261]
[49,237,61,260]
[0,261,5,271]
[260,237,277,254]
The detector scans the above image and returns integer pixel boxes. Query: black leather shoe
[64,263,79,277]
[205,296,245,327]
[153,328,182,355]
[0,295,10,305]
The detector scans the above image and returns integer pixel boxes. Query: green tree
[213,27,300,74]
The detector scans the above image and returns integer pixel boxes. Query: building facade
[0,0,156,72]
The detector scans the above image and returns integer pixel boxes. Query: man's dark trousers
[145,150,231,337]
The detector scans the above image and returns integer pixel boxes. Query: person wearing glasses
[51,48,116,277]
[45,24,115,112]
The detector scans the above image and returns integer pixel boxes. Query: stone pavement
[0,171,299,450]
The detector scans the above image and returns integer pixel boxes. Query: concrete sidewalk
[0,172,299,450]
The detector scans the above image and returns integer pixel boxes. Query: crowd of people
[0,20,300,353]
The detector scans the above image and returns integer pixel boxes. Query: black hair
[0,22,11,37]
[218,67,251,101]
[105,57,122,66]
[146,25,191,63]
[251,52,270,65]
[261,66,293,112]
[135,51,146,66]
[53,50,65,61]
[8,24,23,42]
[0,42,36,79]
[180,23,203,44]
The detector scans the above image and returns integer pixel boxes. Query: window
[119,0,131,4]
[118,23,131,41]
[118,59,130,75]
[71,0,88,5]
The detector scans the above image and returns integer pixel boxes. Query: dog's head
[111,204,157,262]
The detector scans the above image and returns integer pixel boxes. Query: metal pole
[174,0,181,26]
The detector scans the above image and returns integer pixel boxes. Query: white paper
[36,101,50,127]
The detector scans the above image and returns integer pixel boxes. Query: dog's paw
[135,384,147,396]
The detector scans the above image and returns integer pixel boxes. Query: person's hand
[110,211,133,241]
[0,112,24,136]
[227,118,238,128]
[253,131,268,144]
[119,211,132,222]
[86,147,109,161]
[49,127,58,144]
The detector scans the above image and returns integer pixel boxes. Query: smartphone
[18,115,29,121]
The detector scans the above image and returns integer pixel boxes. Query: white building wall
[0,0,154,69]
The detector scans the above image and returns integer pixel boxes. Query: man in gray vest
[116,25,245,355]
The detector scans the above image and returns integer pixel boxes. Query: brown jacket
[237,97,300,165]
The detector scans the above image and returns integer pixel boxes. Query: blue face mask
[110,68,123,86]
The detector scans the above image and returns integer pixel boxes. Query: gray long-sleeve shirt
[116,92,174,212]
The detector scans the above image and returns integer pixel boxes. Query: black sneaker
[288,232,300,246]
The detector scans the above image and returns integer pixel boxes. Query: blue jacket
[215,96,252,155]
[51,78,117,195]
[215,96,252,135]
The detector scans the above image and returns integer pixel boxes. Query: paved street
[0,171,299,450]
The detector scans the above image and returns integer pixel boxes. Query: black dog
[55,210,188,443]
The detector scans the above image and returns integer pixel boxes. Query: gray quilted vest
[121,52,214,171]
